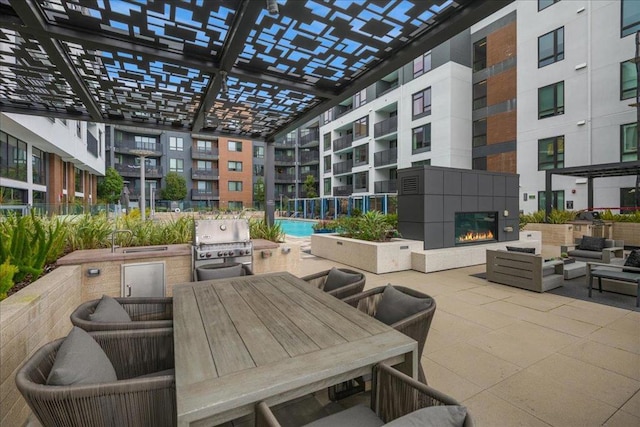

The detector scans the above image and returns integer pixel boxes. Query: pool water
[276,219,317,237]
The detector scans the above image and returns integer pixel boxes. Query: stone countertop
[57,244,192,265]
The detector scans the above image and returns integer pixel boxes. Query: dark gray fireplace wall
[397,165,520,250]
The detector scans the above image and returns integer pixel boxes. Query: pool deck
[294,239,640,427]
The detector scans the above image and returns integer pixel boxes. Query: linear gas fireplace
[455,212,498,245]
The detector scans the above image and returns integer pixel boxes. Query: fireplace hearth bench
[486,249,564,293]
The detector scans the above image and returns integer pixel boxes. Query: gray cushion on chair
[578,236,606,251]
[196,263,244,280]
[90,294,132,322]
[324,267,362,292]
[383,406,467,427]
[374,285,433,326]
[46,327,117,385]
[303,404,384,427]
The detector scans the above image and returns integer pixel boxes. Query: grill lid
[194,219,250,246]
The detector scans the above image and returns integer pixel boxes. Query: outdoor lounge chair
[256,362,473,427]
[70,296,173,331]
[195,262,253,281]
[15,328,176,427]
[300,267,366,299]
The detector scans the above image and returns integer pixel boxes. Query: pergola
[545,161,640,218]
[0,0,512,221]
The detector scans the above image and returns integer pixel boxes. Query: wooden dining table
[173,271,418,427]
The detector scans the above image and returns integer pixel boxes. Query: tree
[97,166,124,203]
[160,172,187,201]
[303,174,318,198]
[253,177,265,209]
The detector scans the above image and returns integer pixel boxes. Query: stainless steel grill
[193,219,253,278]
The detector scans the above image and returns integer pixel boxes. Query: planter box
[310,234,422,274]
[523,223,574,246]
[611,222,640,247]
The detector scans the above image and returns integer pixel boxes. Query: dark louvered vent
[401,176,419,194]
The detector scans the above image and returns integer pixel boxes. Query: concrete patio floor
[297,249,640,427]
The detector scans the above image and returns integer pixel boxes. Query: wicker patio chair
[195,262,254,281]
[328,285,435,400]
[300,268,366,299]
[71,297,173,331]
[255,362,472,427]
[15,328,176,427]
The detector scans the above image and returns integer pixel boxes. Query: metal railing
[374,116,398,137]
[333,134,353,152]
[374,179,397,193]
[374,147,398,167]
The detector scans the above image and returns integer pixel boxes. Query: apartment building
[105,126,257,210]
[0,113,104,211]
[277,0,639,215]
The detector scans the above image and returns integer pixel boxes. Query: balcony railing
[190,146,219,160]
[191,189,220,200]
[191,168,219,180]
[333,185,352,196]
[299,171,319,181]
[333,134,353,152]
[299,129,320,147]
[333,160,353,175]
[374,179,397,193]
[300,151,319,164]
[114,140,163,156]
[114,163,163,178]
[374,115,398,137]
[374,147,398,167]
[275,154,296,164]
[275,173,298,183]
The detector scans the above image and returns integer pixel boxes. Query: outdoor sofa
[560,236,624,263]
[486,249,564,292]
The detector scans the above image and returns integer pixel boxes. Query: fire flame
[457,230,494,242]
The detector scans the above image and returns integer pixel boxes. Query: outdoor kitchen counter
[57,244,192,265]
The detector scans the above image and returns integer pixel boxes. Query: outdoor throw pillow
[323,267,362,292]
[46,327,117,385]
[383,405,467,427]
[374,284,433,326]
[623,249,640,272]
[578,236,606,252]
[506,246,535,254]
[90,295,132,323]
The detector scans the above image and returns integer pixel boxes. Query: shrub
[249,219,284,242]
[336,211,397,242]
[0,258,19,300]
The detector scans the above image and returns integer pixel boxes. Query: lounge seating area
[560,236,624,264]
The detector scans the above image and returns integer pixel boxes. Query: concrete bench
[587,263,640,307]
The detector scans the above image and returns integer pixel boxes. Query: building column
[265,142,275,225]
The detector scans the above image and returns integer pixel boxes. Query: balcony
[333,134,353,152]
[191,168,219,180]
[333,185,352,196]
[333,160,353,175]
[300,151,319,164]
[374,116,398,138]
[114,163,163,178]
[275,173,298,183]
[299,129,320,147]
[299,171,319,181]
[191,146,219,160]
[275,154,296,164]
[114,140,163,157]
[374,179,397,193]
[191,189,220,200]
[374,147,398,167]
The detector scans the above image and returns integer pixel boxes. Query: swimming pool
[276,219,317,237]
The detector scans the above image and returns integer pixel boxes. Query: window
[228,181,243,191]
[622,0,640,37]
[197,160,212,170]
[323,109,333,124]
[75,167,83,192]
[538,136,565,170]
[324,155,332,172]
[169,137,183,151]
[0,132,28,181]
[472,157,487,170]
[253,165,264,176]
[253,145,265,158]
[620,187,640,213]
[538,81,564,119]
[76,121,81,138]
[473,39,487,72]
[621,60,638,100]
[411,159,431,167]
[538,27,564,67]
[473,81,487,110]
[412,88,432,119]
[228,161,243,172]
[413,52,432,78]
[196,139,212,151]
[412,124,431,153]
[169,158,184,173]
[228,140,242,152]
[134,135,156,150]
[354,89,367,108]
[324,178,331,195]
[354,172,368,191]
[621,123,638,162]
[538,0,559,12]
[32,147,44,184]
[197,181,212,191]
[323,133,331,150]
[354,144,368,165]
[354,116,368,139]
[228,201,243,210]
[473,119,487,147]
[538,190,564,211]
